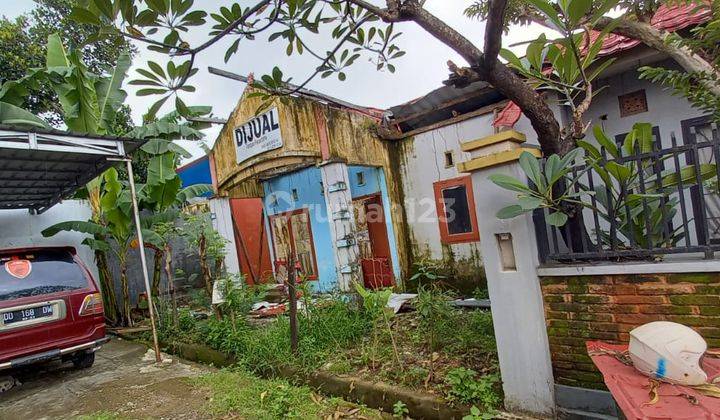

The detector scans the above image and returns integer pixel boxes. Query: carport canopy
[0,124,163,361]
[0,124,144,214]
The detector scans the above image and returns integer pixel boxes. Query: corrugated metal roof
[0,125,145,214]
[386,80,503,132]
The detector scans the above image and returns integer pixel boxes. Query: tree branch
[594,16,720,97]
[392,0,564,154]
[482,0,508,72]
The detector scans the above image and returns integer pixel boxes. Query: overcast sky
[4,1,548,161]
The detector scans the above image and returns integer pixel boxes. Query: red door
[357,194,394,289]
[229,198,273,285]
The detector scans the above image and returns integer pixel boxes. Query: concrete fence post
[457,131,555,416]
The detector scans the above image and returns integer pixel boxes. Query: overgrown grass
[157,295,373,374]
[192,369,383,419]
[156,284,500,412]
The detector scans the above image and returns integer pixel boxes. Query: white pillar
[319,161,362,291]
[458,131,555,415]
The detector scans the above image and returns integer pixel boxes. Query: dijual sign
[234,107,282,163]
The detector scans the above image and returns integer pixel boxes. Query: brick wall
[540,273,720,389]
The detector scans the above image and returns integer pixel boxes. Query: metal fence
[536,122,720,264]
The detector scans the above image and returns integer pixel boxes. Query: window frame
[268,207,319,280]
[433,175,480,244]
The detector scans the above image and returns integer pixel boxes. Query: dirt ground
[0,338,213,419]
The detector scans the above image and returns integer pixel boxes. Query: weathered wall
[395,113,538,292]
[211,88,411,280]
[540,273,720,389]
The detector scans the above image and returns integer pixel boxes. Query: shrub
[445,367,501,410]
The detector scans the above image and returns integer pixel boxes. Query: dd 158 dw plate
[0,300,65,331]
[3,304,54,324]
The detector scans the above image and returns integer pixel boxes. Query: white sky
[3,1,549,161]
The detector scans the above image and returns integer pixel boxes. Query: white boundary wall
[0,200,98,280]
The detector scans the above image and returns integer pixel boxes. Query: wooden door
[354,194,394,289]
[229,198,273,285]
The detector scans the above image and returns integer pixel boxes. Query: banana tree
[42,168,162,326]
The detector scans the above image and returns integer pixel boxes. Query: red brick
[546,310,570,320]
[572,312,614,322]
[588,284,636,295]
[587,304,640,314]
[615,314,665,325]
[697,327,720,339]
[572,294,612,304]
[542,284,569,294]
[636,284,695,295]
[614,295,667,304]
[638,305,697,315]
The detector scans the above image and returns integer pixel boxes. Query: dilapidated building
[209,75,408,292]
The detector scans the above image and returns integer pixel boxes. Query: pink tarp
[587,341,720,419]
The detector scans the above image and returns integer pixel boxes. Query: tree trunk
[198,233,213,297]
[119,258,133,327]
[163,243,178,329]
[95,250,119,326]
[287,253,299,355]
[151,249,163,298]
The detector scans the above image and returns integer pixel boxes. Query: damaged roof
[385,80,505,133]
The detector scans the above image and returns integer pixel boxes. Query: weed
[393,400,409,418]
[445,367,501,409]
[463,405,498,420]
[193,369,383,419]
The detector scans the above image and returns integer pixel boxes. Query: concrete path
[0,338,212,419]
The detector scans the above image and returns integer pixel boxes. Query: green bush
[445,367,501,409]
[197,298,373,374]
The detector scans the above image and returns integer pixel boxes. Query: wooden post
[287,254,298,354]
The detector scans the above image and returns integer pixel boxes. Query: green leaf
[496,205,528,219]
[69,7,102,25]
[0,102,49,128]
[96,51,131,132]
[147,152,178,186]
[524,0,564,30]
[660,164,717,189]
[519,151,544,189]
[82,237,110,252]
[518,195,543,210]
[546,211,569,226]
[176,184,213,203]
[606,161,631,183]
[140,228,164,248]
[42,220,109,237]
[488,174,533,193]
[568,0,592,25]
[46,34,70,68]
[592,125,619,158]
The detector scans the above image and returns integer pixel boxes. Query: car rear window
[0,250,89,302]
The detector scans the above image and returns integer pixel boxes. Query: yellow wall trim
[460,130,527,152]
[457,147,542,172]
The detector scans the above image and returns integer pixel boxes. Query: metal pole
[126,159,162,363]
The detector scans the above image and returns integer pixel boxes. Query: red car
[0,247,108,371]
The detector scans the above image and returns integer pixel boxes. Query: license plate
[2,305,54,325]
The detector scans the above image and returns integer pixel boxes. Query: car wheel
[72,352,95,369]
